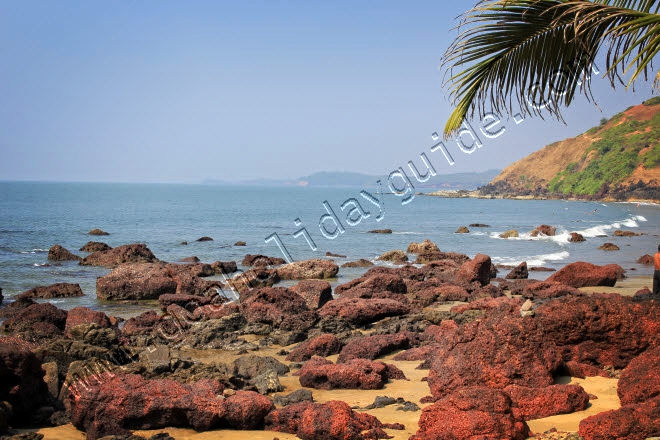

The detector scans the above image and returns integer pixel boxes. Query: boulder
[578,397,660,440]
[427,314,562,398]
[500,229,519,238]
[318,297,410,326]
[277,259,339,280]
[272,389,314,407]
[240,287,316,333]
[120,311,162,337]
[535,294,660,370]
[65,307,114,338]
[505,262,528,280]
[211,260,238,274]
[614,229,641,237]
[180,256,200,263]
[618,346,660,406]
[233,354,290,379]
[227,269,279,292]
[195,236,213,242]
[599,242,620,251]
[241,254,286,267]
[569,232,586,242]
[325,251,346,258]
[637,254,654,264]
[521,281,583,300]
[80,244,158,268]
[0,303,67,340]
[455,226,469,233]
[0,337,49,426]
[18,282,84,299]
[337,333,410,363]
[368,229,392,234]
[414,251,471,265]
[453,253,491,286]
[376,250,408,264]
[289,280,333,310]
[158,294,213,312]
[47,245,81,261]
[530,225,556,236]
[411,387,530,440]
[0,296,35,319]
[341,259,374,268]
[546,262,621,287]
[286,334,343,362]
[79,242,112,253]
[68,373,273,439]
[88,229,109,236]
[298,357,403,390]
[505,384,590,420]
[97,263,217,300]
[265,400,392,440]
[633,287,656,302]
[335,273,406,296]
[406,239,439,254]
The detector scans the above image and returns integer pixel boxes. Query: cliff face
[480,98,660,202]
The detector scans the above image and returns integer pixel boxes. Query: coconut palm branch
[441,0,660,137]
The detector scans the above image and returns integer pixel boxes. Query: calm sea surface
[1,182,658,317]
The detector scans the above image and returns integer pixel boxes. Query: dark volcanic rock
[288,280,333,310]
[195,236,213,242]
[0,337,49,426]
[521,281,583,300]
[637,254,653,264]
[0,297,35,319]
[158,294,213,312]
[79,242,112,253]
[341,259,374,268]
[240,287,317,333]
[18,282,84,299]
[325,251,346,258]
[505,262,528,280]
[569,232,586,242]
[210,260,238,274]
[427,313,562,398]
[68,373,273,439]
[97,262,217,300]
[1,303,67,340]
[298,357,403,390]
[453,253,491,286]
[80,244,158,269]
[505,384,590,420]
[265,400,392,440]
[286,334,343,362]
[272,389,314,407]
[337,333,410,363]
[234,241,246,246]
[241,254,286,267]
[48,245,82,261]
[411,387,530,440]
[618,346,660,406]
[368,229,392,234]
[546,261,621,287]
[88,229,109,236]
[406,239,439,254]
[277,259,339,280]
[318,297,410,326]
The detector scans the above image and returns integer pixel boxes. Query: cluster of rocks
[2,237,660,439]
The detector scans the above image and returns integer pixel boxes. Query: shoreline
[422,189,660,205]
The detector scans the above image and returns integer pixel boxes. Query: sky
[0,0,656,183]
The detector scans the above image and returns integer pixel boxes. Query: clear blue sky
[0,0,655,183]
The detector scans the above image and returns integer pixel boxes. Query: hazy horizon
[1,1,656,184]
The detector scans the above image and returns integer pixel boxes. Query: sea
[0,181,658,319]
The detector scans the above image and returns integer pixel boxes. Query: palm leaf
[442,0,660,138]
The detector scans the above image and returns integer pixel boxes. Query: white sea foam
[492,251,570,267]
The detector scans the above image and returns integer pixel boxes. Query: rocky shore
[1,239,659,440]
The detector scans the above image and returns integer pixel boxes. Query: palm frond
[442,0,660,138]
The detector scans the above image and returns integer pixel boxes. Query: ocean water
[0,182,658,317]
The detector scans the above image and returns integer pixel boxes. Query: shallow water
[1,182,658,318]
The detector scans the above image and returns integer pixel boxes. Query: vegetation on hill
[480,100,660,201]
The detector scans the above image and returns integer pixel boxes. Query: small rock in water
[341,259,374,268]
[377,250,408,264]
[637,254,653,264]
[469,223,490,227]
[455,226,470,233]
[614,229,641,237]
[368,229,392,234]
[88,228,109,236]
[598,242,620,251]
[325,251,346,258]
[500,229,519,238]
[179,256,200,263]
[234,241,247,246]
[569,232,586,242]
[196,236,213,242]
[180,241,188,245]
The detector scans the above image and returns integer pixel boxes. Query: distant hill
[205,169,501,190]
[480,98,660,202]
